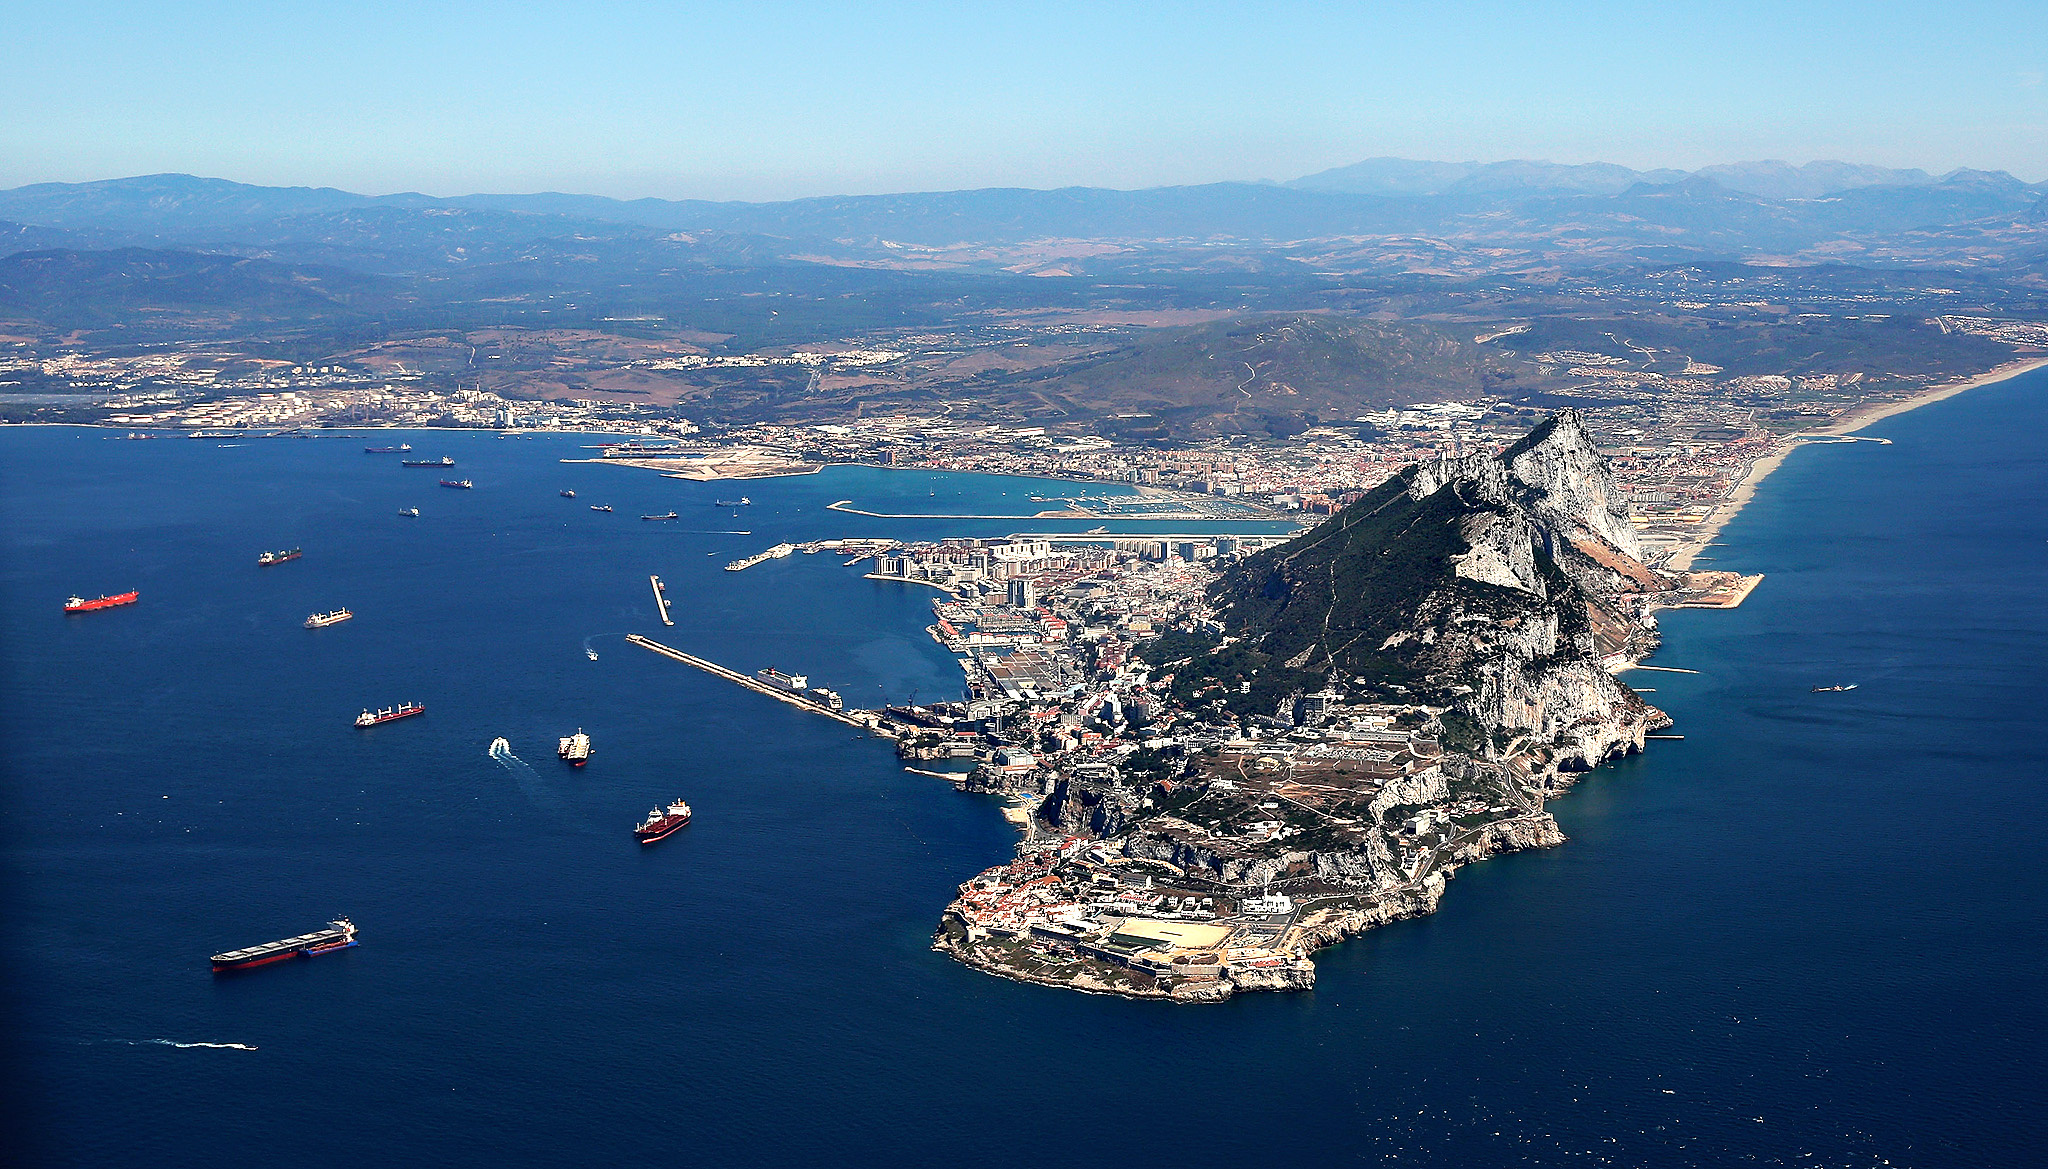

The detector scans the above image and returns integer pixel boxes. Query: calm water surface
[4,380,2045,1166]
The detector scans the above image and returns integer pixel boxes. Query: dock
[626,634,878,731]
[649,575,674,626]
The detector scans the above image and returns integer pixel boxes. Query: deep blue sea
[4,375,2045,1167]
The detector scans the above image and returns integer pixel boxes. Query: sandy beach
[1660,356,2048,571]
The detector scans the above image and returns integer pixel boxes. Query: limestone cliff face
[1212,408,1666,766]
[1501,408,1645,561]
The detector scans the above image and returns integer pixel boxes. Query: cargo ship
[560,490,576,498]
[211,918,356,973]
[401,457,455,467]
[355,701,424,727]
[590,504,613,512]
[558,730,592,766]
[1812,683,1858,693]
[64,590,139,613]
[305,609,353,629]
[399,507,420,517]
[365,444,412,453]
[440,479,473,489]
[713,497,752,507]
[258,548,302,566]
[635,799,692,844]
[641,511,679,521]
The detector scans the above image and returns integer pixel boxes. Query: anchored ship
[305,609,353,629]
[641,511,679,521]
[355,702,424,727]
[258,548,302,566]
[713,497,752,507]
[401,456,454,467]
[591,504,613,512]
[1812,683,1859,693]
[560,490,576,498]
[558,730,592,766]
[635,799,692,844]
[211,918,356,973]
[440,479,473,489]
[365,444,412,453]
[64,590,139,613]
[399,507,420,517]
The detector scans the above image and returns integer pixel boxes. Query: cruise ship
[305,609,353,629]
[211,918,356,973]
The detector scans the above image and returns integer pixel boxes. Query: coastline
[1661,356,2048,571]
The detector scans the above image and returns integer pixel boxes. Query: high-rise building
[1007,578,1037,610]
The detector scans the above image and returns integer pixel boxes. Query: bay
[3,371,2044,1166]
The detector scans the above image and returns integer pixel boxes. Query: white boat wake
[151,1039,258,1051]
[489,737,571,818]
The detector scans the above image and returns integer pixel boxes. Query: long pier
[649,575,674,626]
[625,634,877,730]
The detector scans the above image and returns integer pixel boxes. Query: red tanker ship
[635,799,692,844]
[64,590,139,613]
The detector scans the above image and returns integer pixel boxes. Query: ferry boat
[399,507,420,517]
[365,444,412,453]
[64,590,138,613]
[558,730,592,766]
[1812,683,1859,693]
[258,548,302,566]
[591,504,613,512]
[635,799,692,844]
[305,609,353,629]
[560,490,576,498]
[211,918,356,973]
[440,479,473,489]
[401,457,455,467]
[713,497,752,507]
[641,511,679,521]
[355,702,424,727]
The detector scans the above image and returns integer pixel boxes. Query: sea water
[3,377,2044,1165]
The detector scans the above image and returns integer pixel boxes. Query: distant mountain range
[0,160,2040,266]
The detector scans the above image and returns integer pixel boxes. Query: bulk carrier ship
[558,730,592,766]
[355,702,424,727]
[211,918,356,973]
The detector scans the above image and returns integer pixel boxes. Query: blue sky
[6,1,2043,198]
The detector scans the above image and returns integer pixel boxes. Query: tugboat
[440,479,473,489]
[305,608,353,629]
[401,456,455,467]
[560,490,576,498]
[591,504,613,512]
[258,548,302,566]
[635,799,692,844]
[211,918,356,973]
[558,730,592,766]
[1812,683,1859,693]
[355,701,424,727]
[63,590,139,613]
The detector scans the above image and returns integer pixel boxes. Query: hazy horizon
[7,2,2043,200]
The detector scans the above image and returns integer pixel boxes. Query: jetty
[725,542,795,571]
[626,635,877,731]
[649,575,674,626]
